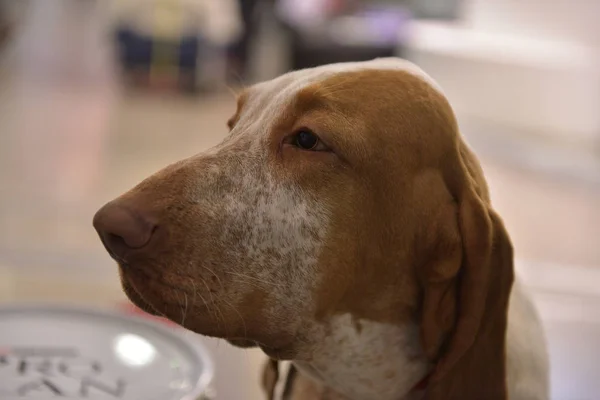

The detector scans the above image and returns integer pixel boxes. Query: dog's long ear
[419,143,514,400]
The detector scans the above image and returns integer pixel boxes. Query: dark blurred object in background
[269,0,462,71]
[110,0,242,93]
[227,0,262,83]
[115,26,202,93]
[409,0,462,19]
[0,0,16,51]
[0,6,8,49]
[107,0,465,89]
[276,0,411,70]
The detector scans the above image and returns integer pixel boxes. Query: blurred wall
[465,0,600,45]
[407,0,600,144]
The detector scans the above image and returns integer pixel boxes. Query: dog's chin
[226,339,295,360]
[119,264,298,359]
[226,338,259,348]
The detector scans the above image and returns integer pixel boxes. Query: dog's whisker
[188,276,204,306]
[174,290,185,326]
[127,279,168,319]
[215,304,231,338]
[198,276,215,305]
[224,271,285,288]
[201,265,224,289]
[222,277,264,291]
[189,278,197,304]
[222,298,247,340]
[193,276,221,328]
[203,290,227,336]
[182,292,188,327]
[224,83,245,98]
[226,71,247,90]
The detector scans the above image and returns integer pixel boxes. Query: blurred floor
[0,1,599,399]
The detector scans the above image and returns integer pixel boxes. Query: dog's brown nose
[93,201,156,261]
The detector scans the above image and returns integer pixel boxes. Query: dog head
[94,58,513,399]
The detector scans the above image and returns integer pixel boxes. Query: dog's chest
[291,315,429,400]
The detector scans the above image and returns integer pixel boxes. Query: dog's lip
[120,264,217,322]
[119,266,164,317]
[111,250,146,267]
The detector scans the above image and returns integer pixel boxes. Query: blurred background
[0,0,599,398]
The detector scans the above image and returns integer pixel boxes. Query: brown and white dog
[93,58,549,400]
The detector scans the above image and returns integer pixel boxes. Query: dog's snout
[93,201,156,261]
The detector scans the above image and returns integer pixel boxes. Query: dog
[93,58,549,400]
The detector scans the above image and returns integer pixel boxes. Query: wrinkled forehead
[235,58,442,131]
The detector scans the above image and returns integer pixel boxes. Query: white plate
[0,304,213,400]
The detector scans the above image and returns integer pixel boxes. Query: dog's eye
[293,130,328,151]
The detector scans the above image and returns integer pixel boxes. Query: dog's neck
[293,314,430,400]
